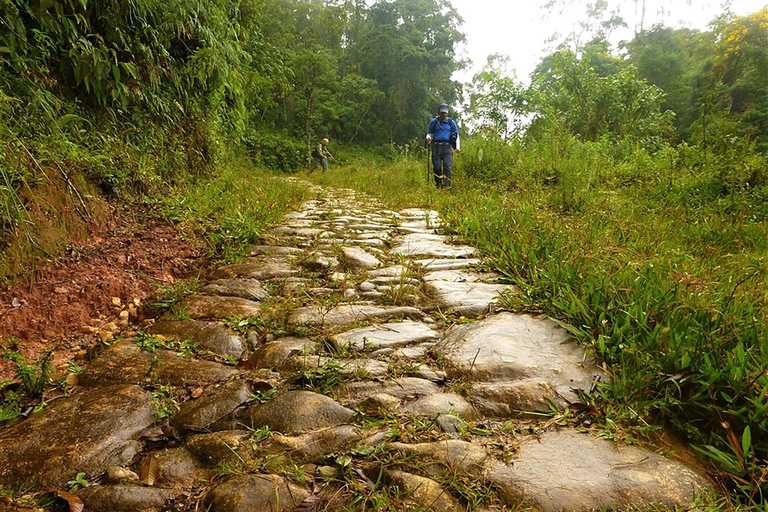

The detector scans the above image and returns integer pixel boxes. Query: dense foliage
[0,0,463,278]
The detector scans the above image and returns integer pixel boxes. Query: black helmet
[437,103,449,113]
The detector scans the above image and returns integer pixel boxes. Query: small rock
[105,466,139,484]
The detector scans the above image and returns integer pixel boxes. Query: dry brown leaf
[49,488,85,512]
[140,456,159,486]
[190,387,204,398]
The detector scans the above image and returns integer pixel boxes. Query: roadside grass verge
[312,141,768,505]
[152,158,310,262]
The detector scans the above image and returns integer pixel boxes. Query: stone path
[0,182,712,512]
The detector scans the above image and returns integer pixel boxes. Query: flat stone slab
[173,294,262,320]
[200,278,268,301]
[242,390,355,434]
[368,265,410,276]
[149,447,213,488]
[388,440,490,477]
[378,470,464,512]
[248,245,301,256]
[331,320,439,351]
[391,234,476,259]
[79,340,237,388]
[423,280,510,317]
[399,392,475,417]
[339,377,441,408]
[148,320,246,358]
[423,269,499,282]
[247,336,316,369]
[414,258,482,270]
[172,378,253,433]
[272,225,326,237]
[287,305,423,326]
[488,430,712,512]
[0,385,153,487]
[266,425,361,458]
[434,313,604,408]
[78,485,181,512]
[206,474,310,512]
[341,246,381,270]
[211,258,298,280]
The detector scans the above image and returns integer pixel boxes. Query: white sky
[450,0,768,85]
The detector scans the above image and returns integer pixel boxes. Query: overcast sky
[450,0,768,85]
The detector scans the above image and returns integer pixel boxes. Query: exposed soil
[0,205,209,381]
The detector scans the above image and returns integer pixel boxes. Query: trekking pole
[425,141,430,185]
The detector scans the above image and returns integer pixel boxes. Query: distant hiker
[309,138,334,174]
[425,103,460,188]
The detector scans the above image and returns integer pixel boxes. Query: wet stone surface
[0,181,713,512]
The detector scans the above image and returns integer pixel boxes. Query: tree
[466,54,529,139]
[348,0,465,143]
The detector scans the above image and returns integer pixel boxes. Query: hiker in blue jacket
[426,103,460,188]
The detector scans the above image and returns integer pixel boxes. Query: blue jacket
[428,117,458,143]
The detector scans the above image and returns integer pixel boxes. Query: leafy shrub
[244,132,305,172]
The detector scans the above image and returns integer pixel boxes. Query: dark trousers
[431,143,453,188]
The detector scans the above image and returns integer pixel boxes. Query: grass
[309,135,768,505]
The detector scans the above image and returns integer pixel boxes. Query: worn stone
[368,265,410,278]
[148,320,246,358]
[399,392,475,418]
[423,280,510,317]
[272,225,326,237]
[391,233,476,259]
[149,447,212,488]
[206,474,310,512]
[266,425,361,458]
[77,485,181,512]
[105,466,140,484]
[79,340,236,388]
[172,378,253,433]
[489,430,712,512]
[332,320,439,352]
[243,391,355,434]
[339,377,440,407]
[248,337,316,369]
[388,439,490,477]
[300,253,339,271]
[211,259,298,280]
[200,278,269,301]
[0,385,153,487]
[341,246,381,270]
[287,304,423,326]
[172,294,262,320]
[378,469,464,512]
[471,379,561,417]
[415,258,482,271]
[436,414,466,437]
[422,269,500,282]
[434,313,605,407]
[185,431,253,467]
[248,245,300,256]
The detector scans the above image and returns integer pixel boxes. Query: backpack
[311,144,322,158]
[430,117,458,149]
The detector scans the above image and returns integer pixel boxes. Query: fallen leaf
[140,456,159,486]
[190,387,204,398]
[48,488,84,512]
